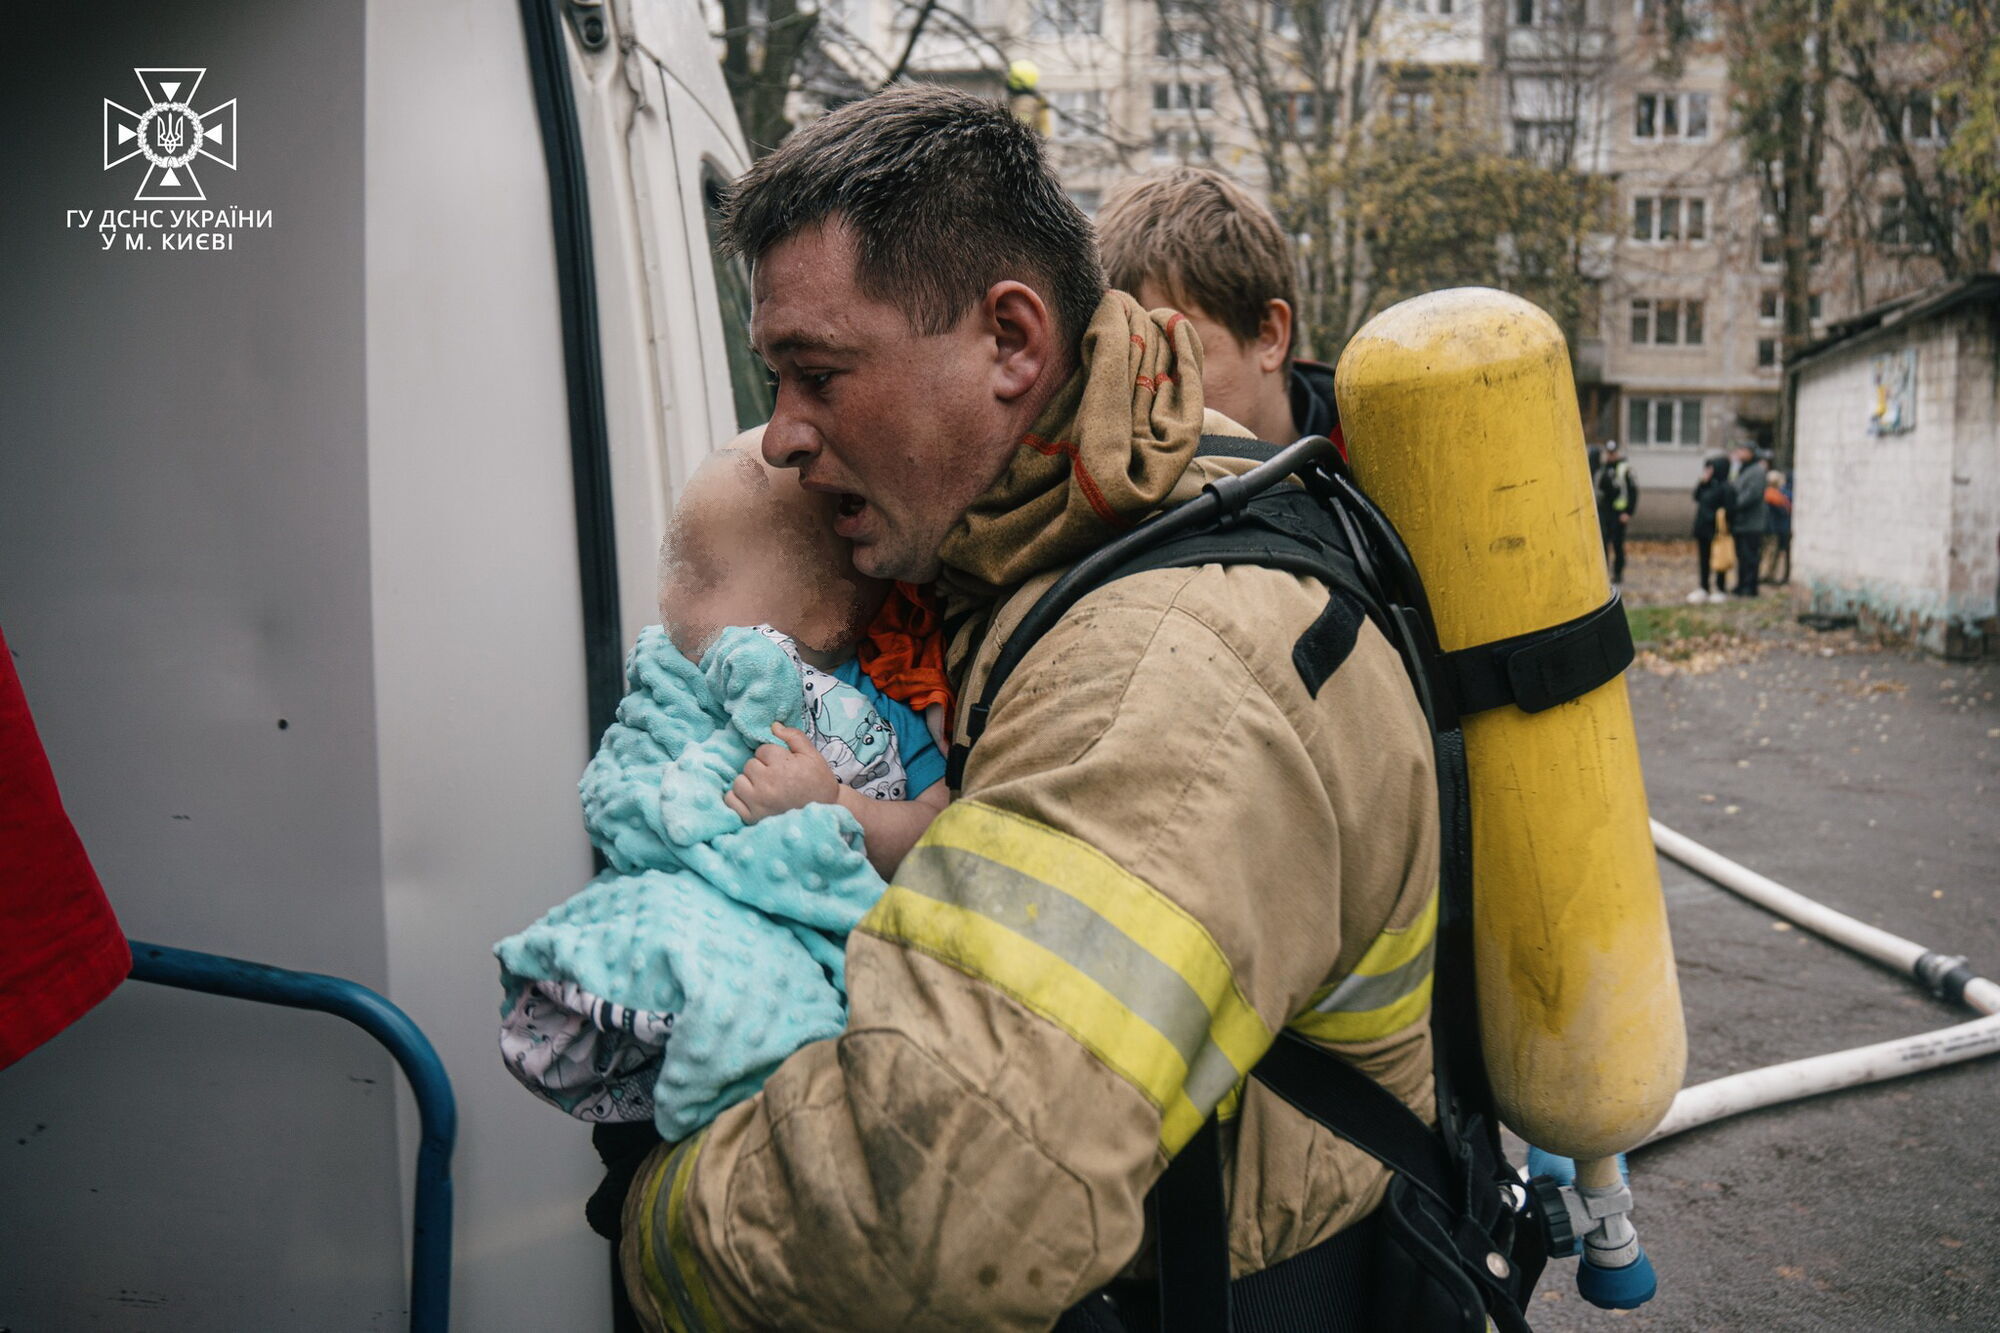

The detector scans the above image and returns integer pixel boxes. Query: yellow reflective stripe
[1352,890,1437,979]
[864,801,1274,1155]
[919,802,1272,1086]
[870,885,1193,1105]
[919,802,1244,1022]
[1289,972,1434,1043]
[638,1132,724,1333]
[1291,890,1437,1043]
[632,1142,689,1333]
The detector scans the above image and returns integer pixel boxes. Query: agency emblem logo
[103,68,237,202]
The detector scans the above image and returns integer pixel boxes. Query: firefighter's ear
[983,279,1058,403]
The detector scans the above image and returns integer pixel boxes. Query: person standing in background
[1763,469,1793,586]
[1727,442,1769,598]
[1596,439,1638,589]
[1689,453,1733,603]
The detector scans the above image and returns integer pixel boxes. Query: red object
[856,582,955,734]
[0,624,130,1069]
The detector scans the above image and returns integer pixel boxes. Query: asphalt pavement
[1527,559,1999,1330]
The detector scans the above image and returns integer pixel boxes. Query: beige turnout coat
[623,294,1440,1332]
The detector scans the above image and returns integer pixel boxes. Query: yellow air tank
[1335,288,1685,1162]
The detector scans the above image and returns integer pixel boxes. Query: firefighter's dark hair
[720,84,1106,353]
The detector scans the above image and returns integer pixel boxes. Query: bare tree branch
[884,0,944,87]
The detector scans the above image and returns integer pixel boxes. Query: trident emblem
[104,68,237,202]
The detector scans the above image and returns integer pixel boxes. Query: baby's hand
[724,723,839,824]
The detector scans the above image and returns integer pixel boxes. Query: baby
[658,436,948,875]
[494,435,950,1139]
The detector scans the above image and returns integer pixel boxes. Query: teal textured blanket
[494,625,887,1139]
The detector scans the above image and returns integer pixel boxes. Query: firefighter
[1595,439,1638,588]
[619,85,1438,1333]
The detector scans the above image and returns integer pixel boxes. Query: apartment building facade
[797,0,1961,527]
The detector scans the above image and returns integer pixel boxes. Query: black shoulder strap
[944,436,1372,790]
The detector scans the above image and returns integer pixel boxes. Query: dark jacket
[1692,456,1731,538]
[1730,458,1770,534]
[1766,480,1793,538]
[1597,456,1638,519]
[1290,358,1341,455]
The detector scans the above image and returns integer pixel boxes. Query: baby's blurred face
[659,446,884,662]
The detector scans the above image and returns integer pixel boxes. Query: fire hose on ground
[1640,820,2000,1147]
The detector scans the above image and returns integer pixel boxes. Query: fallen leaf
[1773,921,1793,932]
[1940,1236,1965,1249]
[1777,1265,1806,1280]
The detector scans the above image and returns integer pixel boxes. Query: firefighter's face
[752,220,1062,583]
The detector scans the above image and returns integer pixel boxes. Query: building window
[1758,290,1823,325]
[1687,93,1711,137]
[1396,0,1456,10]
[1512,118,1573,163]
[1151,126,1211,163]
[1049,89,1108,142]
[1758,229,1781,266]
[1278,91,1328,138]
[1153,81,1214,113]
[1630,297,1704,346]
[1904,92,1948,144]
[1032,0,1103,36]
[1632,194,1706,242]
[1514,0,1567,24]
[1156,24,1216,59]
[1634,91,1711,140]
[1635,0,1716,40]
[1388,84,1466,134]
[1390,88,1435,130]
[1756,339,1779,371]
[1878,194,1930,249]
[1627,395,1703,447]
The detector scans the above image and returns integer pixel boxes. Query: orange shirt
[856,582,953,739]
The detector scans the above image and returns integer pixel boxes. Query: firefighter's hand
[1619,513,1630,525]
[725,723,839,823]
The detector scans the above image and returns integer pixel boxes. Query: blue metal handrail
[126,940,456,1333]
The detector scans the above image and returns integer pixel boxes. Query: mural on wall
[1868,348,1918,435]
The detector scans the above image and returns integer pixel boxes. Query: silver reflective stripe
[898,844,1214,1068]
[1310,939,1435,1014]
[1183,1041,1246,1114]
